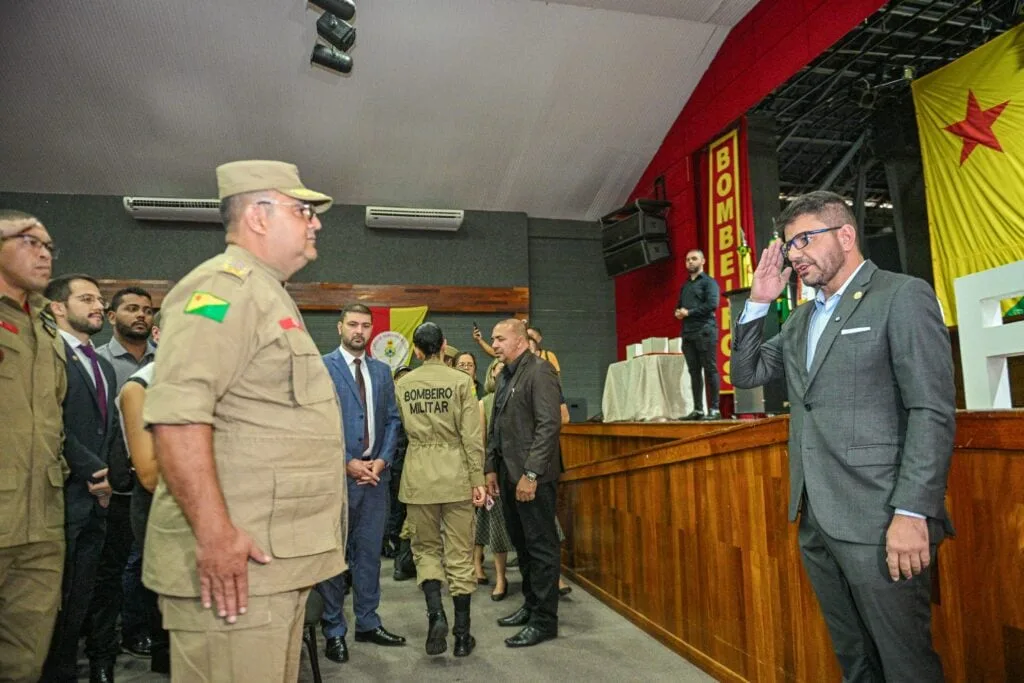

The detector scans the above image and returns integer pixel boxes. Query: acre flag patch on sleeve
[184,292,231,323]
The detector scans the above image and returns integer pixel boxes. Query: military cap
[216,160,332,213]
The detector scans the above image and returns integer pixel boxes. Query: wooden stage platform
[556,412,1024,682]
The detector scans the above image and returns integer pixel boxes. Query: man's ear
[49,301,65,320]
[242,201,270,236]
[106,309,116,324]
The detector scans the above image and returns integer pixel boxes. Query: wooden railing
[558,412,1024,682]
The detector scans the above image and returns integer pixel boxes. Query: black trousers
[799,498,943,683]
[498,459,559,634]
[385,467,406,547]
[682,326,719,412]
[42,507,106,681]
[85,494,134,665]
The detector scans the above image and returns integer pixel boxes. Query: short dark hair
[413,322,444,358]
[44,274,100,303]
[777,191,858,235]
[340,303,372,322]
[109,286,152,313]
[527,326,542,337]
[394,365,412,380]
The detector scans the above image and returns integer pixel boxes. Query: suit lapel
[805,261,876,390]
[790,303,813,388]
[328,350,361,402]
[65,341,104,416]
[495,353,531,417]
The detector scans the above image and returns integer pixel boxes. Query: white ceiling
[0,0,757,221]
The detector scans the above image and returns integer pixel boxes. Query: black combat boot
[422,579,448,655]
[452,594,476,657]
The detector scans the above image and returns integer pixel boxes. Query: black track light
[311,44,352,74]
[316,12,356,52]
[310,0,355,22]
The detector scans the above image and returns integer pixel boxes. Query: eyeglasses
[782,226,843,259]
[71,294,106,308]
[257,200,317,222]
[456,362,476,370]
[1,234,59,259]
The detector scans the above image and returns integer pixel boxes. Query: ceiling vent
[123,197,221,223]
[365,206,464,231]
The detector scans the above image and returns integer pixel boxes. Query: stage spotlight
[310,0,355,21]
[311,44,352,74]
[316,12,356,51]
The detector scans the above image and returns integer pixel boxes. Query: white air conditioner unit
[123,197,221,223]
[365,206,464,231]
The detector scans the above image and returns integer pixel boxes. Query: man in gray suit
[731,191,955,682]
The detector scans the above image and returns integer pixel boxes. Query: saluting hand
[750,239,792,304]
[471,486,486,508]
[196,524,271,624]
[485,473,499,498]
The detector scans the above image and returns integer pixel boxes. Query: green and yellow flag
[184,291,231,323]
[912,24,1024,325]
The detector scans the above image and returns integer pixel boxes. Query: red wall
[615,0,886,354]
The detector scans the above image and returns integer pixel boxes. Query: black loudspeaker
[603,239,671,277]
[601,211,667,252]
[566,398,588,423]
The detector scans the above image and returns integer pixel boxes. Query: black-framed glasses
[257,200,316,222]
[1,233,59,259]
[782,226,842,259]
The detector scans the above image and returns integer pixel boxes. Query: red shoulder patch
[278,317,303,331]
[0,320,18,335]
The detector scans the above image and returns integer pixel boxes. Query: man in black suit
[42,274,126,683]
[485,319,563,648]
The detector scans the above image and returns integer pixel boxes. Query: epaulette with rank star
[220,259,252,281]
[40,308,58,337]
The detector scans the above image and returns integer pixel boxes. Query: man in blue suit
[316,303,405,663]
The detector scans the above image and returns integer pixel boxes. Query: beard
[68,313,103,337]
[344,335,366,352]
[795,248,843,288]
[116,319,151,341]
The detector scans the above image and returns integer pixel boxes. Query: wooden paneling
[97,279,529,314]
[558,411,1024,682]
[559,421,731,470]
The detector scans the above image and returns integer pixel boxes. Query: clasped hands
[346,458,386,486]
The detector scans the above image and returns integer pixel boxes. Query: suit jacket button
[804,403,812,411]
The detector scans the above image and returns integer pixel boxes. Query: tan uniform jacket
[396,358,484,504]
[0,293,67,548]
[142,245,347,598]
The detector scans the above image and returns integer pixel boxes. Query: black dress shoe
[325,636,349,663]
[496,606,530,627]
[121,633,153,658]
[505,625,556,648]
[89,663,114,683]
[704,409,722,420]
[354,625,406,646]
[682,410,704,420]
[382,544,396,559]
[393,568,415,581]
[559,585,573,597]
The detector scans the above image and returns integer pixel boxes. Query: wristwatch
[525,470,538,482]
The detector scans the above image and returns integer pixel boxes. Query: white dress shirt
[339,346,376,458]
[59,329,103,389]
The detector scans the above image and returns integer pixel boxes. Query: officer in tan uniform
[142,161,347,682]
[395,322,485,658]
[0,210,67,682]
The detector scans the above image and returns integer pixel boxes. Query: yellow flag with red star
[912,24,1024,325]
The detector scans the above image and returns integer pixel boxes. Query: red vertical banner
[703,120,755,394]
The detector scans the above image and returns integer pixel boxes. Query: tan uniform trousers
[0,541,63,683]
[407,501,476,596]
[159,588,309,683]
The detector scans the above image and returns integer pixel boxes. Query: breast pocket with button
[284,330,335,405]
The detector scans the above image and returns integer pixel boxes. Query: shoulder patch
[220,260,252,281]
[40,309,58,336]
[184,291,231,323]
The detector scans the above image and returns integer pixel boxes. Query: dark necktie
[353,358,369,455]
[80,344,108,423]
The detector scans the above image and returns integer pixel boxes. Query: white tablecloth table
[601,353,694,422]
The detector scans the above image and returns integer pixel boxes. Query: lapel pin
[834,316,841,322]
[853,291,863,300]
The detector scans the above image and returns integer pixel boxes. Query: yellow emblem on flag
[184,291,231,323]
[912,24,1024,325]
